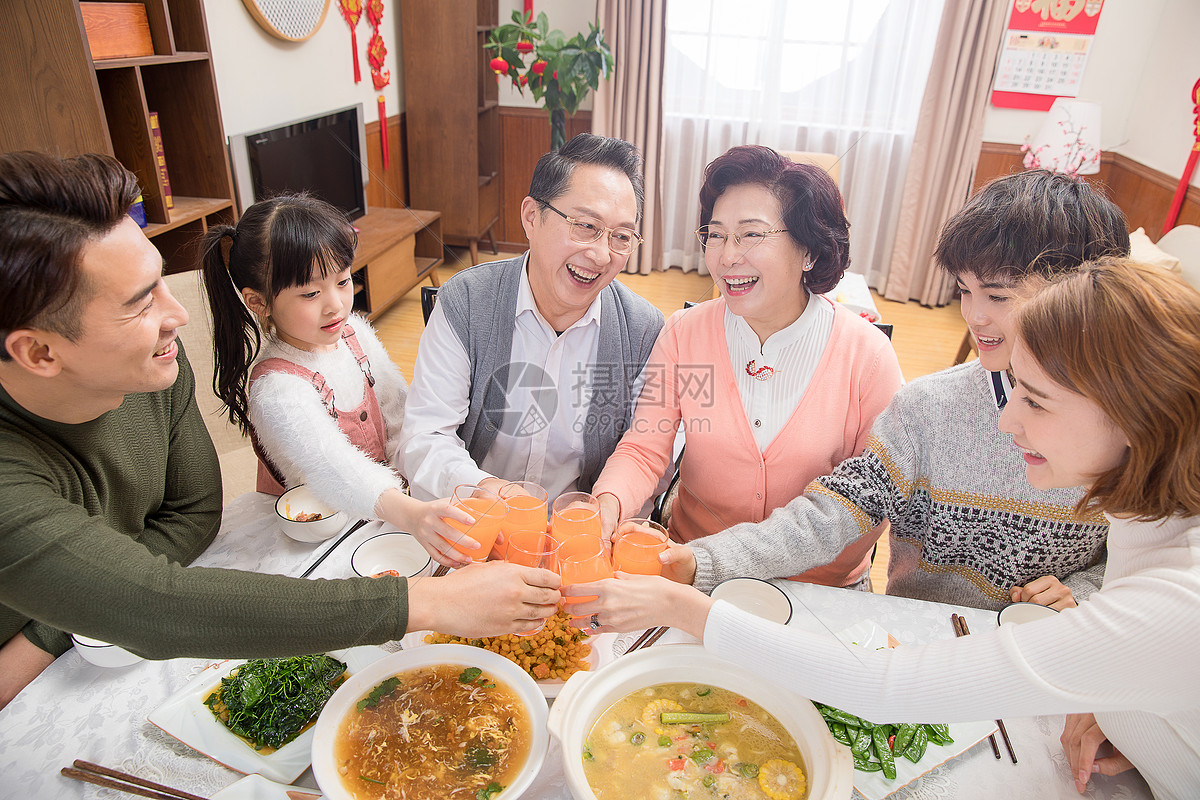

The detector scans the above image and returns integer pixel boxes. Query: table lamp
[1022,98,1102,176]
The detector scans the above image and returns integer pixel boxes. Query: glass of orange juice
[499,481,549,537]
[505,528,559,635]
[551,491,602,545]
[613,518,669,575]
[557,534,613,616]
[445,484,507,561]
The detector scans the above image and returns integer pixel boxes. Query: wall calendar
[991,0,1105,111]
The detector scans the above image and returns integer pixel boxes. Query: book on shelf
[148,111,174,210]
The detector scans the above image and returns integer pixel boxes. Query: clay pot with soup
[547,645,853,799]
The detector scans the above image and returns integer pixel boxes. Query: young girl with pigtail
[199,194,473,567]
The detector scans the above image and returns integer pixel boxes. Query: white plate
[149,646,388,783]
[400,628,607,698]
[835,622,998,800]
[211,773,322,800]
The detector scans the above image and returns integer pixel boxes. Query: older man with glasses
[399,134,664,508]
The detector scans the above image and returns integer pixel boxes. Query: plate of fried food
[401,610,604,698]
[149,646,387,783]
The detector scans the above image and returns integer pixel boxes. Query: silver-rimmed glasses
[695,226,789,251]
[537,199,644,255]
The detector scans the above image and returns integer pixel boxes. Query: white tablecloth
[0,492,1151,799]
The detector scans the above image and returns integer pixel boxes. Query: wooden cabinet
[400,0,501,265]
[0,0,235,273]
[352,208,444,319]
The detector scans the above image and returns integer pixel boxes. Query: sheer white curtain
[662,0,945,290]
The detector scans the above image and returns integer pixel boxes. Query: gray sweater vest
[438,255,664,492]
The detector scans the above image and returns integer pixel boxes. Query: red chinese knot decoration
[366,0,390,169]
[1163,77,1200,235]
[337,0,362,83]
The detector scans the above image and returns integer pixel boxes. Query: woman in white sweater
[572,258,1200,798]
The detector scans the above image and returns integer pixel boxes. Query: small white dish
[351,532,432,578]
[71,634,144,668]
[275,485,348,542]
[211,773,320,800]
[148,646,387,784]
[998,601,1060,626]
[710,577,793,624]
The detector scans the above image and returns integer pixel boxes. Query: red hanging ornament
[366,0,391,169]
[1163,77,1200,235]
[337,0,363,83]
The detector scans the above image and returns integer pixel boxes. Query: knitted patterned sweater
[690,360,1108,610]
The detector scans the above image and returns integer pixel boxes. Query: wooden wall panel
[974,142,1200,240]
[496,106,592,251]
[365,111,408,211]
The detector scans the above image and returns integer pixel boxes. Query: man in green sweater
[0,152,561,708]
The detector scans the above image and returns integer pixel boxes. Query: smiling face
[956,271,1039,372]
[999,342,1130,491]
[522,163,638,331]
[50,216,189,410]
[256,265,355,353]
[706,184,810,342]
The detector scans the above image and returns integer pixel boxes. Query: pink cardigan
[594,297,904,587]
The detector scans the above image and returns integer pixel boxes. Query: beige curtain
[882,0,1009,305]
[592,0,666,275]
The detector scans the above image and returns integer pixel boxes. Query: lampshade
[1023,98,1102,176]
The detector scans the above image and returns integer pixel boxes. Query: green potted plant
[485,11,615,150]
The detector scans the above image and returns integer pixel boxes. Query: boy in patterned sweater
[674,169,1131,611]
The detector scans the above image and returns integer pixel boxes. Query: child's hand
[410,499,475,569]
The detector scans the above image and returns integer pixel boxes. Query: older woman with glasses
[593,145,903,589]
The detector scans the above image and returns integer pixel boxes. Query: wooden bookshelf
[400,0,500,265]
[0,0,235,274]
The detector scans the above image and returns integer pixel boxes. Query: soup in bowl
[311,644,548,800]
[547,644,853,800]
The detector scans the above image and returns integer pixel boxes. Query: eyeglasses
[695,226,789,251]
[537,200,644,255]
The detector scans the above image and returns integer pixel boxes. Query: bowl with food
[311,643,549,800]
[351,531,432,579]
[71,634,144,668]
[548,644,853,800]
[275,485,348,542]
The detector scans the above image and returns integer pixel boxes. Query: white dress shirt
[400,259,603,500]
[725,294,834,451]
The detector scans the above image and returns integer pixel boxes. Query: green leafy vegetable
[476,783,505,800]
[204,654,346,751]
[357,676,401,712]
[459,667,483,683]
[465,744,497,770]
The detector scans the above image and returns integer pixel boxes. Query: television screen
[229,104,368,221]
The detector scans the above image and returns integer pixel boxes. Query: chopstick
[625,626,669,654]
[62,761,206,800]
[951,614,1018,763]
[299,518,369,578]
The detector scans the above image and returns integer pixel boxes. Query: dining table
[0,491,1153,800]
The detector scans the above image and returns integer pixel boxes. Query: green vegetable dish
[814,702,954,780]
[204,654,348,752]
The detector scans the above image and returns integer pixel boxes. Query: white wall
[203,0,403,138]
[982,0,1200,187]
[495,0,599,110]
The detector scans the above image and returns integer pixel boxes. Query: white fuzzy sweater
[248,316,409,518]
[705,514,1200,799]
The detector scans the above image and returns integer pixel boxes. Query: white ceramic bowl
[547,644,853,800]
[311,644,549,800]
[711,577,794,624]
[274,485,348,542]
[997,601,1060,626]
[351,531,432,578]
[71,634,144,668]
